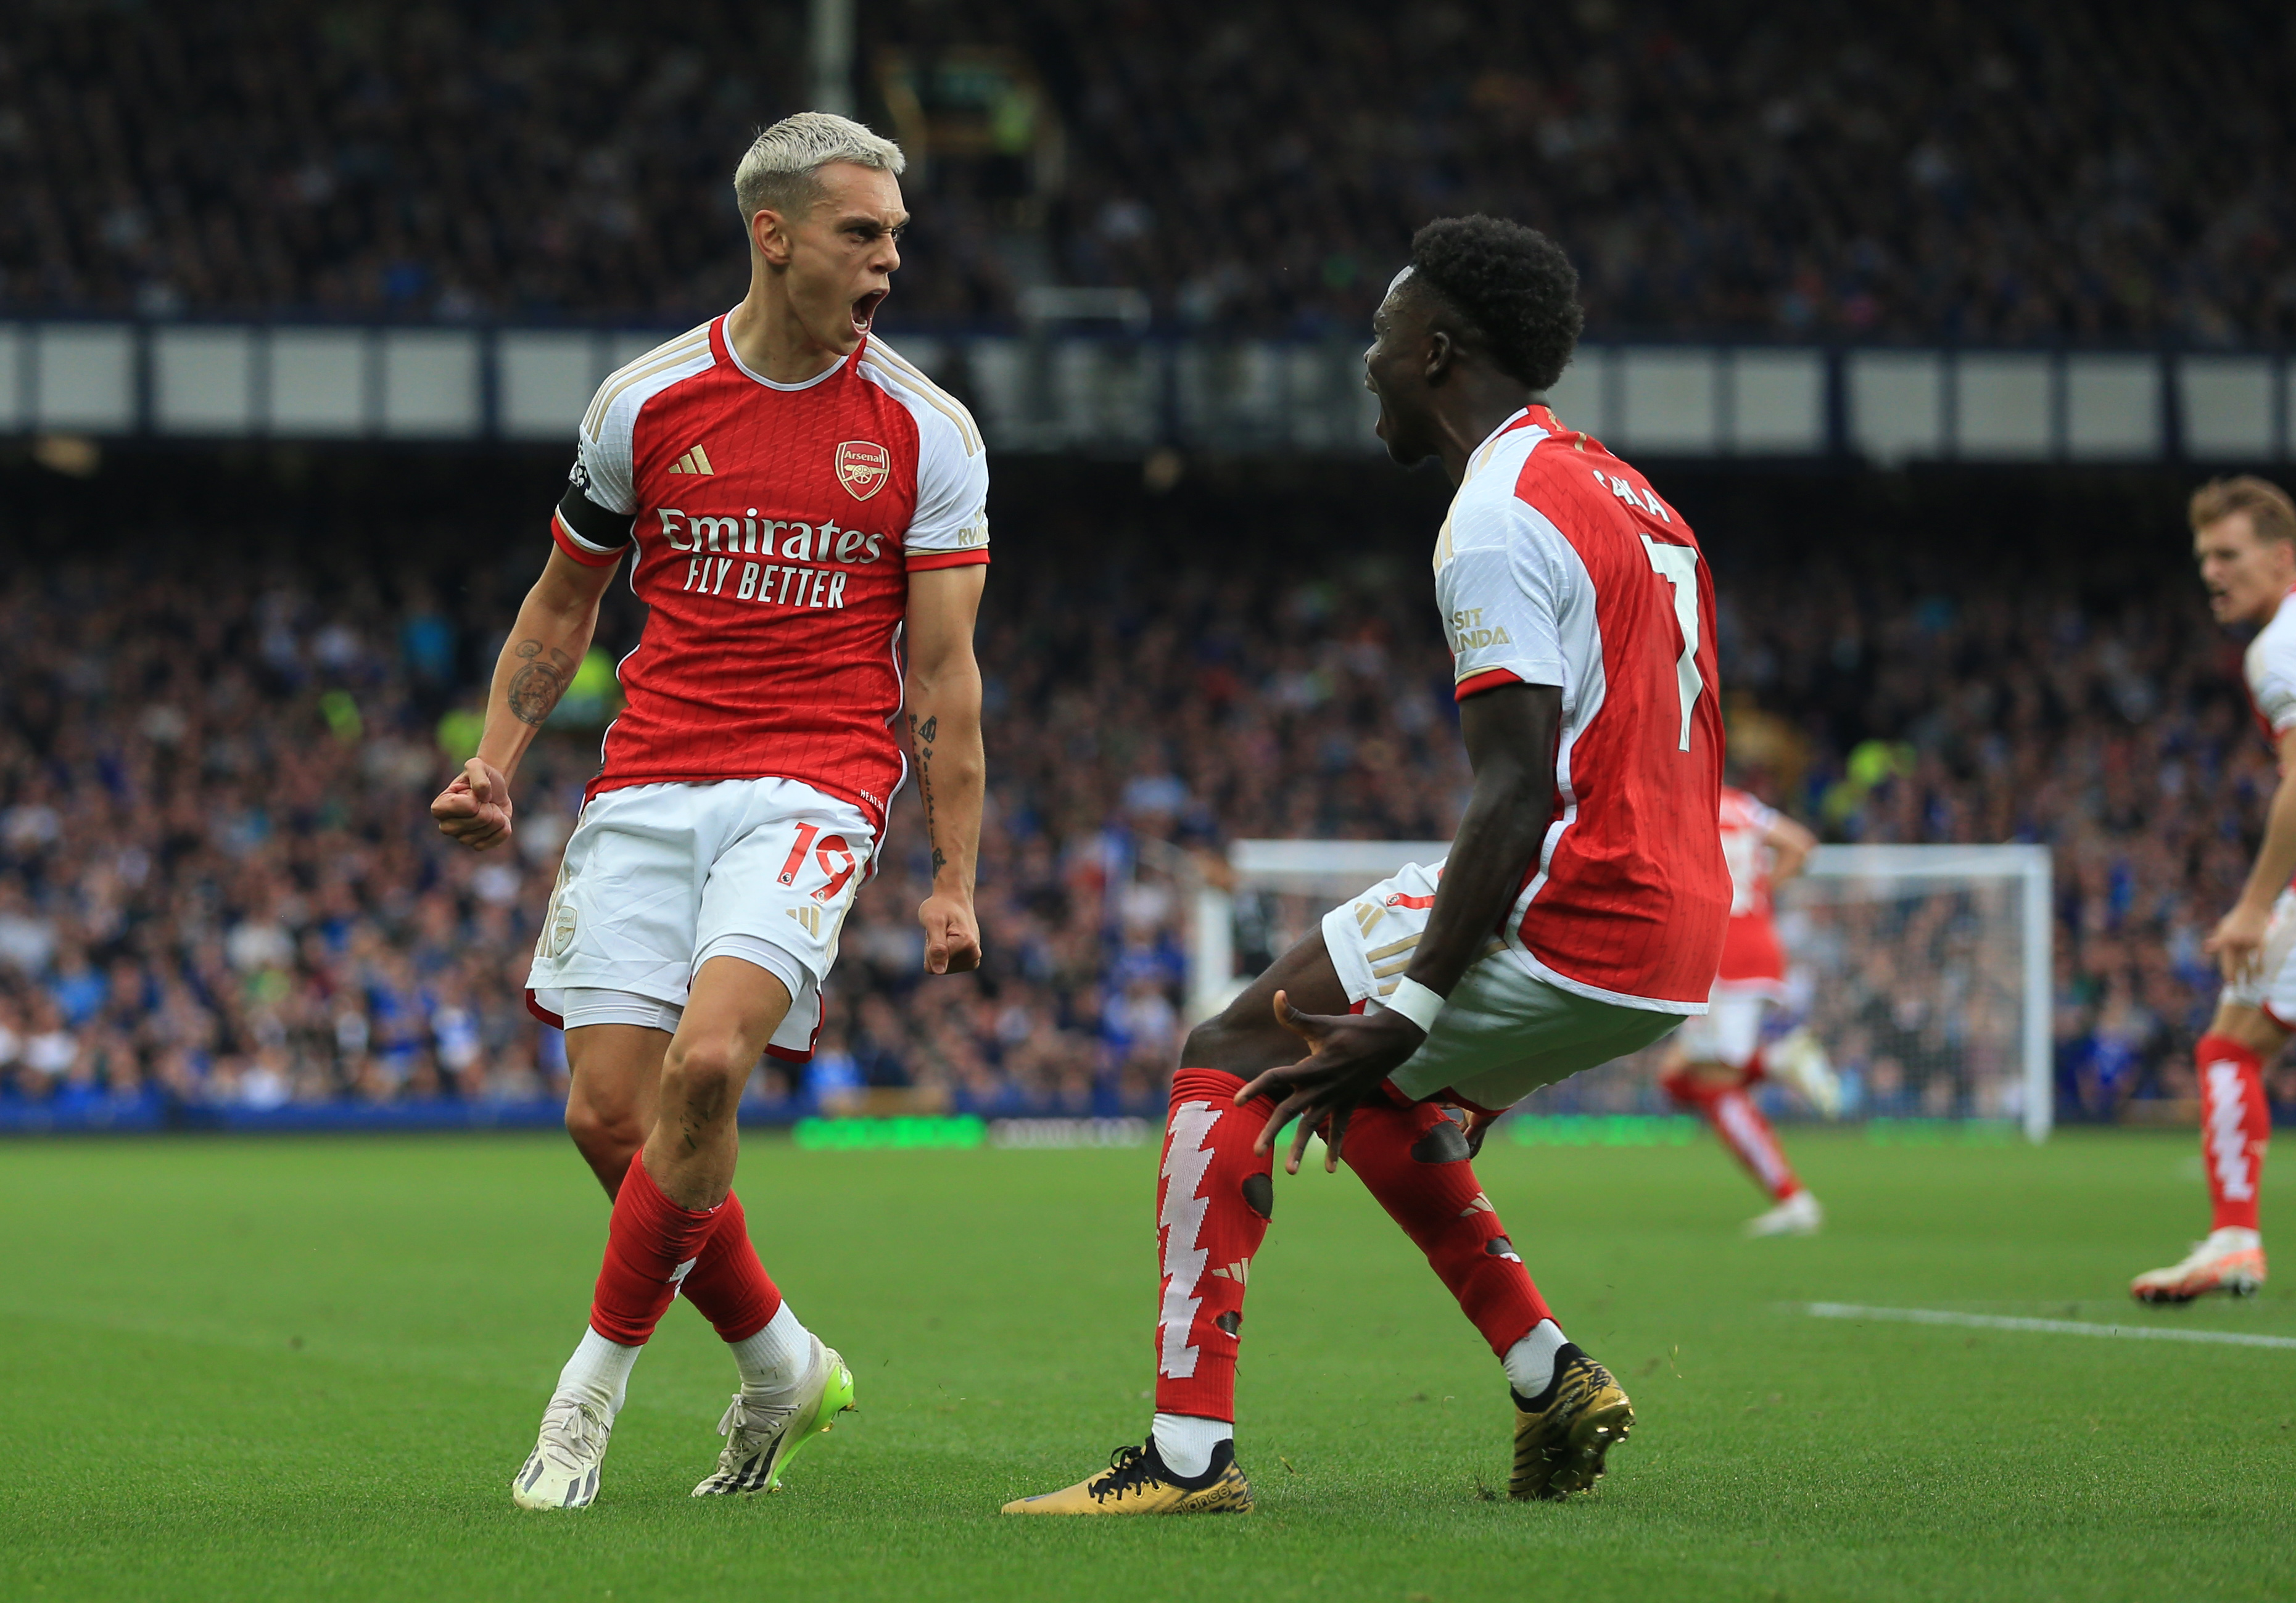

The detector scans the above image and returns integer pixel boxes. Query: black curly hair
[1406,216,1583,392]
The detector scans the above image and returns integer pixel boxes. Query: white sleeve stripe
[580,324,712,440]
[862,347,983,455]
[552,510,621,556]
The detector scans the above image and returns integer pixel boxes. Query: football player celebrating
[432,113,989,1507]
[2133,477,2290,1304]
[1004,217,1728,1515]
[1659,783,1840,1235]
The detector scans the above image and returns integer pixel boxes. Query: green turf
[2,1127,2291,1603]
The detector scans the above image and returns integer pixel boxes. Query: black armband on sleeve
[554,476,636,558]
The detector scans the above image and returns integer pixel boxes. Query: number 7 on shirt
[1640,535,1704,753]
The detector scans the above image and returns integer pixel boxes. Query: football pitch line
[1804,1301,2296,1350]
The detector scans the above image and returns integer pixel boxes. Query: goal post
[1188,839,2055,1142]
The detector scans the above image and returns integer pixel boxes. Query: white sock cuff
[1503,1318,1569,1399]
[1151,1412,1233,1479]
[730,1301,811,1391]
[558,1326,643,1416]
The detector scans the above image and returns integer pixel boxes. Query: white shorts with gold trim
[2220,887,2296,1027]
[1320,859,1681,1113]
[526,775,873,1061]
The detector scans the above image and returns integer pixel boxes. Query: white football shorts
[526,775,875,1060]
[1670,986,1772,1070]
[1321,859,1683,1113]
[2220,886,2296,1026]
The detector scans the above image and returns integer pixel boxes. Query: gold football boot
[1001,1440,1253,1515]
[1509,1345,1633,1500]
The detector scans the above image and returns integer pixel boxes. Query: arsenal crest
[836,439,891,501]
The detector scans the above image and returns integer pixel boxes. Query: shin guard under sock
[588,1153,721,1347]
[1340,1100,1554,1357]
[1152,1069,1274,1425]
[679,1189,785,1344]
[1663,1068,1802,1201]
[2197,1034,2270,1232]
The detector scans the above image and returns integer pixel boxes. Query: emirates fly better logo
[836,439,891,500]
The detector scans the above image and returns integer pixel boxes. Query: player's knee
[659,1036,754,1119]
[1181,1007,1284,1076]
[564,1097,643,1168]
[2207,1003,2288,1055]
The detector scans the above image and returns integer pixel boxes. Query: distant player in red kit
[2130,476,2292,1304]
[431,112,989,1508]
[1659,785,1840,1235]
[1004,217,1728,1515]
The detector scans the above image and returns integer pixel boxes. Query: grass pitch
[2,1127,2291,1603]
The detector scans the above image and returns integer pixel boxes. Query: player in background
[1659,785,1840,1235]
[2133,477,2290,1303]
[1004,217,1728,1515]
[431,113,989,1505]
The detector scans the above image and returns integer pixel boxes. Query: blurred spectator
[4,2,2290,344]
[0,489,2286,1126]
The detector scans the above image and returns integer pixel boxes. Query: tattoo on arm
[506,640,576,727]
[910,712,947,875]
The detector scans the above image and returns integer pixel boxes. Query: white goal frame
[1188,839,2055,1142]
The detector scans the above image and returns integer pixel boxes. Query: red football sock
[1340,1099,1554,1356]
[1152,1069,1274,1425]
[1742,1045,1769,1084]
[679,1189,785,1343]
[588,1153,723,1346]
[2196,1034,2269,1233]
[1663,1066,1802,1201]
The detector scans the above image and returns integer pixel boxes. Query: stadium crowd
[6,1,2290,342]
[0,492,2289,1126]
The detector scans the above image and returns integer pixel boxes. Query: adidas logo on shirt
[668,445,715,476]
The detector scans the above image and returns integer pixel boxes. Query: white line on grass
[1805,1302,2296,1351]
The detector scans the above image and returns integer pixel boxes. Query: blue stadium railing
[1,315,2289,463]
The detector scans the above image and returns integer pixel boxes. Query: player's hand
[431,757,514,851]
[918,890,981,975]
[2206,901,2274,983]
[1234,989,1426,1176]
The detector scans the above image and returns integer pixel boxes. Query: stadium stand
[0,459,2286,1127]
[5,1,2290,340]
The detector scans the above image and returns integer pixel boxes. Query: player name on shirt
[1431,403,1729,1012]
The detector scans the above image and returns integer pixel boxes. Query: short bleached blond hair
[733,112,905,228]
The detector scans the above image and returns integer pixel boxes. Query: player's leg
[2133,989,2279,1303]
[556,1002,806,1398]
[1659,995,1820,1235]
[515,962,797,1510]
[674,784,877,1494]
[561,1022,664,1199]
[1376,944,1682,1499]
[644,957,855,1495]
[1001,929,1349,1515]
[1332,1095,1566,1392]
[515,791,709,1509]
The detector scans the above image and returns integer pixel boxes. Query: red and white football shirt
[1434,405,1728,1012]
[550,316,988,828]
[1714,786,1788,995]
[2242,585,2296,748]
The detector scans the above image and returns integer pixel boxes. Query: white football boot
[511,1395,614,1509]
[691,1336,857,1496]
[1767,1028,1843,1118]
[2131,1228,2266,1305]
[1745,1189,1824,1237]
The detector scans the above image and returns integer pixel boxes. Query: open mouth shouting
[851,288,888,336]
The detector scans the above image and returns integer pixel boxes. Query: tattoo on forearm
[910,712,948,875]
[506,639,576,727]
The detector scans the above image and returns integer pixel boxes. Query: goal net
[1187,840,2054,1140]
